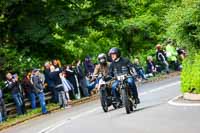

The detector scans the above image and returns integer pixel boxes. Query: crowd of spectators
[0,39,186,123]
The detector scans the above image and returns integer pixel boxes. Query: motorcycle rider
[91,53,110,90]
[108,47,140,104]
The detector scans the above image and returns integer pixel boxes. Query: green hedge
[181,53,200,94]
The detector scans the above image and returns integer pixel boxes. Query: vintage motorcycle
[98,76,122,112]
[116,74,137,114]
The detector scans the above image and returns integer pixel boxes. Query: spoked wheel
[100,89,108,112]
[121,89,131,114]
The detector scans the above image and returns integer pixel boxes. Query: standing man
[156,44,170,73]
[5,73,24,115]
[31,69,48,114]
[44,61,58,103]
[165,39,179,70]
[83,56,95,77]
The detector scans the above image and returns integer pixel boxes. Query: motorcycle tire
[100,89,108,112]
[121,89,131,114]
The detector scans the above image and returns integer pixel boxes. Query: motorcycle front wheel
[100,89,108,112]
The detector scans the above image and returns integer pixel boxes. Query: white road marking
[139,92,148,96]
[168,95,200,107]
[38,81,181,133]
[139,81,180,96]
[38,107,101,133]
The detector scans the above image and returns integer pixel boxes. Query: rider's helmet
[98,53,107,64]
[108,47,121,57]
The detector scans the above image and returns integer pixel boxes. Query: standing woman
[21,72,36,109]
[65,65,80,99]
[49,66,68,108]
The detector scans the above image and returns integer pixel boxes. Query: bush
[165,0,200,49]
[181,52,200,94]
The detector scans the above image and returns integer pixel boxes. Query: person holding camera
[5,73,24,115]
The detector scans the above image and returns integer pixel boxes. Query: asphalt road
[1,76,200,133]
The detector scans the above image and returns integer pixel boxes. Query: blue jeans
[37,92,47,114]
[111,77,138,99]
[138,69,146,79]
[12,93,23,115]
[80,78,89,97]
[0,112,2,123]
[0,98,7,121]
[86,78,99,94]
[27,92,36,109]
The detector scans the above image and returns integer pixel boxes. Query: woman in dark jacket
[21,72,36,109]
[49,65,68,108]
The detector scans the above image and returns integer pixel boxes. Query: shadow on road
[134,103,163,113]
[118,103,163,116]
[97,103,163,117]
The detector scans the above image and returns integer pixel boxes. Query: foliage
[181,53,200,94]
[0,0,199,94]
[0,0,181,69]
[165,0,200,49]
[164,0,200,93]
[0,47,42,77]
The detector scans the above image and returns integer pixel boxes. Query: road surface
[1,76,200,133]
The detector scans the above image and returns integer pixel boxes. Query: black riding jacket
[109,57,134,77]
